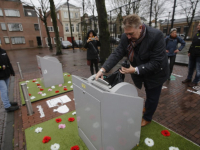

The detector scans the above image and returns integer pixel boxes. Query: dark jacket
[0,48,15,80]
[165,36,185,56]
[102,25,169,89]
[188,31,200,57]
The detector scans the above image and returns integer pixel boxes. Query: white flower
[35,127,43,133]
[27,87,29,89]
[144,138,154,147]
[51,86,55,89]
[30,96,36,99]
[68,81,71,84]
[70,85,73,88]
[51,143,60,150]
[64,74,67,76]
[169,146,179,150]
[72,112,76,115]
[42,93,46,96]
[35,82,39,83]
[26,81,29,83]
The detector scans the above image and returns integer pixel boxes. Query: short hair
[122,14,142,29]
[170,28,177,34]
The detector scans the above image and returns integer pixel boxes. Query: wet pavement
[0,47,200,150]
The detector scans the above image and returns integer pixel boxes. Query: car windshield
[76,40,82,43]
[62,41,71,44]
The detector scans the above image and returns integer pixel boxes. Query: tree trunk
[44,17,53,50]
[49,0,62,55]
[95,0,110,64]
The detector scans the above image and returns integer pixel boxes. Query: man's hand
[95,36,99,41]
[95,68,106,80]
[3,65,6,70]
[188,53,190,57]
[166,50,169,53]
[119,65,135,74]
[87,38,92,43]
[174,49,179,53]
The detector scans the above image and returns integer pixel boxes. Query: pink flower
[33,79,37,81]
[37,86,42,88]
[59,84,62,87]
[63,86,67,88]
[58,124,66,129]
[38,92,42,94]
[48,89,52,91]
[77,116,81,122]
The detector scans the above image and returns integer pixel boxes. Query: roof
[161,16,200,25]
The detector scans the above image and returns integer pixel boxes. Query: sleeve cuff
[135,67,139,74]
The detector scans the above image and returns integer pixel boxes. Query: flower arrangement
[144,138,154,147]
[48,89,52,91]
[55,118,62,123]
[42,136,51,143]
[50,143,60,150]
[35,127,43,133]
[68,117,75,122]
[58,124,66,129]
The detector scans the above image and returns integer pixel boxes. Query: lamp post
[67,0,74,52]
[166,12,171,35]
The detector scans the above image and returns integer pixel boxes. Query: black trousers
[143,84,163,121]
[90,59,98,75]
[168,55,176,76]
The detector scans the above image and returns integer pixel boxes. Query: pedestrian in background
[165,28,185,80]
[182,22,200,87]
[84,30,101,75]
[0,44,19,112]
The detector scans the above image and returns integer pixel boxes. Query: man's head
[170,28,177,38]
[197,22,200,31]
[122,14,142,42]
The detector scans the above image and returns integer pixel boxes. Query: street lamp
[67,0,74,52]
[166,12,171,35]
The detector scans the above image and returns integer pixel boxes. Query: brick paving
[1,48,200,149]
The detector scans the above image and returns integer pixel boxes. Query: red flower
[67,75,71,77]
[64,88,68,91]
[32,81,36,82]
[70,145,79,150]
[40,88,44,91]
[68,117,75,122]
[37,84,40,86]
[161,130,170,136]
[55,118,62,123]
[29,94,31,96]
[42,136,51,143]
[55,90,59,93]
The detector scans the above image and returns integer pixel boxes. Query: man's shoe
[182,79,191,83]
[141,118,151,127]
[10,102,18,106]
[188,82,198,87]
[143,108,146,114]
[5,106,19,112]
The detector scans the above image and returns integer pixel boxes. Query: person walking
[165,28,185,80]
[0,44,19,112]
[182,22,200,87]
[95,14,169,127]
[84,30,101,75]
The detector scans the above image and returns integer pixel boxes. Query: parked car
[62,41,72,49]
[114,37,121,44]
[179,34,191,40]
[74,40,83,47]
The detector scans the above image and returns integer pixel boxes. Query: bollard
[21,83,34,116]
[17,62,23,79]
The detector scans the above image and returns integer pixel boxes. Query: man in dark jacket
[165,28,185,80]
[0,44,19,112]
[182,22,200,87]
[95,14,169,127]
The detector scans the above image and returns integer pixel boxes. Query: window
[184,26,189,34]
[57,13,59,19]
[60,37,63,41]
[0,9,3,16]
[1,23,7,30]
[4,37,10,44]
[24,9,37,17]
[176,27,181,35]
[87,26,90,32]
[54,37,56,44]
[76,24,79,32]
[163,28,167,33]
[8,23,23,31]
[34,24,39,31]
[64,12,68,18]
[75,13,78,18]
[5,9,20,17]
[11,37,25,44]
[57,27,59,32]
[51,19,52,22]
[45,37,52,45]
[65,24,69,32]
[47,26,54,32]
[71,12,73,18]
[71,24,74,32]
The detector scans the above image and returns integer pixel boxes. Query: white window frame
[8,23,23,31]
[47,26,54,32]
[45,37,52,45]
[76,24,79,32]
[27,12,32,16]
[0,9,3,16]
[71,24,74,32]
[71,12,73,18]
[64,12,68,18]
[34,24,39,31]
[57,13,59,19]
[75,12,78,18]
[11,37,25,44]
[1,23,7,31]
[60,37,63,41]
[4,37,10,44]
[65,24,69,32]
[4,9,20,17]
[54,37,56,44]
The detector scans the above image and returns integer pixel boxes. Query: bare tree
[179,0,200,40]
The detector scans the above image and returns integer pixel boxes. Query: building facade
[0,0,42,50]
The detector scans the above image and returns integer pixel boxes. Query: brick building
[160,16,200,38]
[39,9,64,47]
[0,0,42,50]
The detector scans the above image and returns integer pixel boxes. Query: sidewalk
[1,47,200,149]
